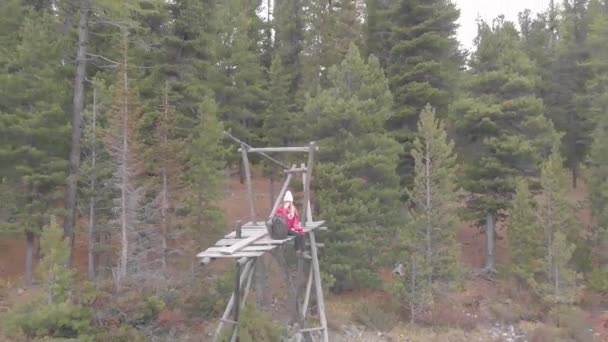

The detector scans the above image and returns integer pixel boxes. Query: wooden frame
[199,138,329,342]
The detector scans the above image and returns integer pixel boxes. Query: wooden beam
[309,231,329,342]
[241,144,257,223]
[231,259,242,342]
[303,142,316,224]
[269,168,294,219]
[213,259,254,341]
[240,259,256,307]
[214,237,294,246]
[205,245,276,253]
[239,146,319,153]
[284,167,307,174]
[222,131,289,169]
[302,260,314,318]
[197,251,265,259]
[218,231,268,255]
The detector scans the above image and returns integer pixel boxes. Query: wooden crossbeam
[239,146,319,153]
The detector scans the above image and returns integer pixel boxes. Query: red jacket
[275,206,304,235]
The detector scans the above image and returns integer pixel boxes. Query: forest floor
[1,170,608,341]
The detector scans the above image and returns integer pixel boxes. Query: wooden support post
[303,142,316,224]
[241,259,256,307]
[240,144,257,224]
[309,231,328,342]
[236,220,242,239]
[301,164,312,225]
[231,260,242,342]
[213,258,254,342]
[302,261,314,318]
[269,166,295,219]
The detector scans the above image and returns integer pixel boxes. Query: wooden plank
[205,245,276,253]
[284,167,307,174]
[241,143,257,223]
[239,146,318,153]
[215,237,294,246]
[224,229,267,238]
[197,251,265,259]
[219,231,268,254]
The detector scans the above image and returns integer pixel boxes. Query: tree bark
[25,231,35,287]
[484,212,496,273]
[87,87,97,281]
[424,138,432,282]
[119,31,129,282]
[64,0,90,267]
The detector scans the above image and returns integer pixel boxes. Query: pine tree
[452,17,557,275]
[544,231,579,303]
[0,9,71,286]
[301,0,363,90]
[406,104,462,287]
[586,0,608,122]
[38,217,73,304]
[539,143,577,273]
[544,0,593,188]
[385,0,464,195]
[306,44,404,292]
[151,81,184,274]
[508,179,544,288]
[538,144,580,302]
[364,0,393,66]
[215,0,269,146]
[186,95,227,242]
[274,0,304,112]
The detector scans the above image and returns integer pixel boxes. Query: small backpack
[267,215,289,240]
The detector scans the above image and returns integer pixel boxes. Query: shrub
[351,299,399,332]
[489,302,520,324]
[549,305,594,342]
[588,269,608,293]
[218,305,285,342]
[180,269,233,319]
[527,325,562,342]
[1,301,93,341]
[94,325,146,342]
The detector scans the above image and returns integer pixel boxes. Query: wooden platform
[197,220,326,262]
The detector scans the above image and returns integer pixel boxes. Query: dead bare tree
[103,31,145,289]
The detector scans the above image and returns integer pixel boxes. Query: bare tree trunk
[424,138,432,282]
[119,31,129,282]
[484,212,496,274]
[87,87,97,281]
[571,163,578,189]
[554,257,559,302]
[160,81,170,275]
[25,231,35,287]
[410,255,416,324]
[64,0,90,267]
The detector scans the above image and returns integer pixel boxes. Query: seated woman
[275,190,304,236]
[269,190,307,256]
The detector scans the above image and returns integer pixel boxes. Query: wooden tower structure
[197,133,329,342]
